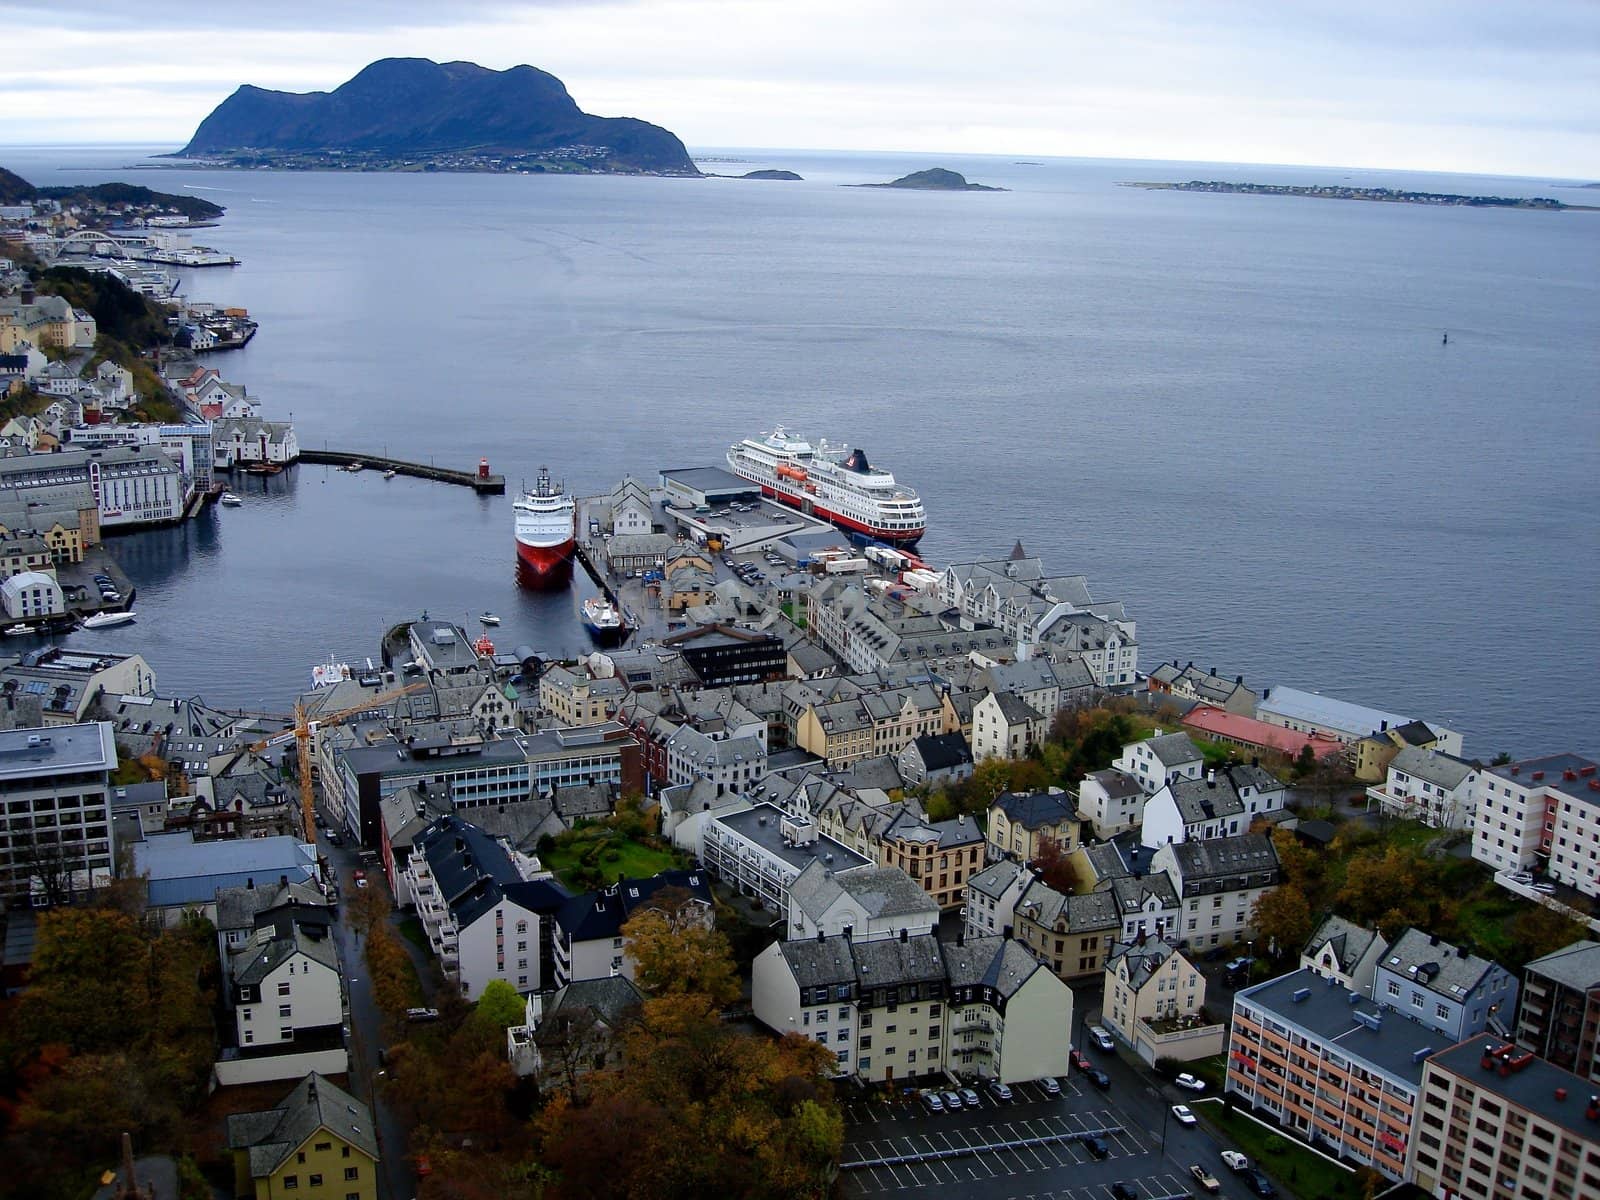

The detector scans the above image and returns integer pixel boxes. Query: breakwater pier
[298,449,506,493]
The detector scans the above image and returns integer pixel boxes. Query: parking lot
[838,1076,1178,1200]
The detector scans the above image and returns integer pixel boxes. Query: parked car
[1069,1048,1092,1072]
[326,830,343,846]
[1171,1104,1197,1126]
[958,1087,980,1109]
[1531,882,1558,894]
[1038,1076,1061,1097]
[987,1080,1013,1102]
[942,1090,963,1111]
[1088,1025,1115,1051]
[1110,1182,1137,1200]
[1220,1150,1250,1172]
[405,1007,440,1023]
[919,1090,945,1114]
[1243,1169,1277,1197]
[1175,1073,1207,1092]
[1086,1068,1111,1091]
[1081,1135,1109,1159]
[1509,871,1534,883]
[1190,1164,1222,1193]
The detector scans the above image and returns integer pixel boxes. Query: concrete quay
[299,449,506,493]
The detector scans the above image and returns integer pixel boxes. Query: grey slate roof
[851,931,945,988]
[1302,915,1384,974]
[232,924,338,986]
[226,1073,379,1178]
[1145,731,1203,767]
[1107,872,1180,914]
[414,815,524,930]
[1522,939,1600,990]
[215,879,330,935]
[789,862,939,923]
[943,936,1042,999]
[988,690,1042,725]
[905,732,972,772]
[1105,938,1181,990]
[992,789,1079,830]
[967,859,1029,903]
[1381,927,1504,1002]
[542,975,645,1030]
[779,934,859,989]
[1082,767,1142,799]
[1164,833,1280,885]
[1388,745,1476,790]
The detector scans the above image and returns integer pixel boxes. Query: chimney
[900,928,908,943]
[957,929,965,947]
[1381,721,1388,732]
[1207,769,1216,788]
[1210,667,1217,677]
[20,287,34,305]
[280,874,288,887]
[307,1076,317,1102]
[817,929,825,944]
[246,877,254,890]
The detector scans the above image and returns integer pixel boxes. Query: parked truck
[824,557,869,574]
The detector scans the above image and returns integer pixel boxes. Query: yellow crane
[251,681,427,843]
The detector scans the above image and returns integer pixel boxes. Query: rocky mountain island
[853,168,1005,191]
[177,58,698,176]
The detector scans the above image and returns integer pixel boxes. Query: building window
[345,1167,359,1181]
[309,1176,323,1187]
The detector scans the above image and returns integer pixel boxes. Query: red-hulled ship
[514,467,576,583]
[726,427,926,544]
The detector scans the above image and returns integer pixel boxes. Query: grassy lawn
[542,828,686,892]
[1201,1104,1364,1200]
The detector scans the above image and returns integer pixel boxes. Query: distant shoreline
[1127,180,1596,211]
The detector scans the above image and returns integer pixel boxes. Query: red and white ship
[513,467,576,578]
[726,427,926,544]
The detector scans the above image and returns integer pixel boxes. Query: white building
[1470,754,1600,898]
[964,859,1031,941]
[1149,833,1281,953]
[701,803,871,915]
[1364,746,1480,830]
[752,930,1073,1084]
[1373,927,1519,1044]
[0,569,64,619]
[1300,915,1388,993]
[665,719,767,795]
[1256,685,1462,753]
[1113,731,1204,796]
[212,416,299,468]
[971,689,1047,761]
[1140,763,1286,849]
[550,869,714,987]
[228,922,343,1054]
[786,861,939,943]
[1076,767,1144,838]
[404,815,566,998]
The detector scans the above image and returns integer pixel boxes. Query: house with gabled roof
[786,860,939,942]
[1141,763,1287,848]
[227,1073,379,1200]
[1113,730,1204,795]
[1301,914,1388,992]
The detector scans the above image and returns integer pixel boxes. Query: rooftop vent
[1291,988,1311,1004]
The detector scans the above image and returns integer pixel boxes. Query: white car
[1221,1150,1251,1172]
[1088,1025,1115,1051]
[1175,1073,1207,1092]
[1172,1104,1198,1126]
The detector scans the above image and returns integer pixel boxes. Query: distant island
[0,165,224,219]
[1128,180,1585,211]
[740,169,802,181]
[175,57,698,176]
[852,168,1006,192]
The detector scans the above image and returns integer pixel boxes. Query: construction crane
[251,681,426,844]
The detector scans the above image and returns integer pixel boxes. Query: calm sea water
[4,145,1596,754]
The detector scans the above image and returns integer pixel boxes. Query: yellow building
[1350,719,1446,782]
[1103,938,1224,1063]
[226,1073,379,1200]
[986,788,1081,864]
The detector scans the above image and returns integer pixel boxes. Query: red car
[1070,1048,1092,1072]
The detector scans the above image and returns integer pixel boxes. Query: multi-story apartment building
[538,665,627,727]
[794,684,954,767]
[986,788,1082,864]
[552,869,713,987]
[1103,937,1224,1064]
[1471,754,1600,898]
[0,720,117,905]
[702,803,870,914]
[876,809,985,911]
[1410,1039,1600,1200]
[665,718,767,796]
[404,815,566,998]
[228,919,343,1060]
[1516,940,1600,1083]
[1076,767,1144,838]
[971,689,1047,761]
[786,860,939,943]
[1113,731,1204,796]
[0,646,155,725]
[752,930,1073,1084]
[1228,967,1437,1179]
[1147,661,1258,715]
[1150,833,1281,952]
[1373,928,1518,1044]
[1011,880,1121,981]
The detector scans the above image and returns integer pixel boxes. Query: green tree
[472,979,527,1031]
[1509,902,1589,968]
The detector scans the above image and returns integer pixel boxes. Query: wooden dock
[298,449,505,494]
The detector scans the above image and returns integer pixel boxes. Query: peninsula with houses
[1128,179,1585,210]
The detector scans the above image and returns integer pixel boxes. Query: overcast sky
[2,0,1595,178]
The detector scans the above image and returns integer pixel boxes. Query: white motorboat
[82,611,136,629]
[220,492,243,506]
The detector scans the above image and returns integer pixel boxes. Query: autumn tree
[1251,883,1313,961]
[1510,902,1589,967]
[1031,833,1078,894]
[349,877,391,937]
[623,891,740,1006]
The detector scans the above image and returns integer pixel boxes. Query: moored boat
[82,611,136,629]
[514,466,577,583]
[220,492,243,506]
[3,623,33,636]
[479,612,501,626]
[581,596,627,642]
[727,427,926,544]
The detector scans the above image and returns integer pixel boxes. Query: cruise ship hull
[756,484,925,545]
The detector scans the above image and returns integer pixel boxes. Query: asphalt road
[320,830,420,1200]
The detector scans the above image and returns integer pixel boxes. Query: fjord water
[7,146,1597,753]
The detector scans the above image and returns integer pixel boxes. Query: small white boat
[3,623,33,636]
[345,462,364,473]
[383,469,397,480]
[219,492,243,506]
[479,612,501,626]
[82,611,136,629]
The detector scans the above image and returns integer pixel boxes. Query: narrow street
[320,829,422,1200]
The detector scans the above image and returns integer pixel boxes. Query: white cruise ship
[726,427,926,544]
[513,466,576,580]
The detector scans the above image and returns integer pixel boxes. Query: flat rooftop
[1428,1038,1600,1140]
[0,721,115,778]
[660,466,755,497]
[1238,967,1443,1091]
[712,803,871,873]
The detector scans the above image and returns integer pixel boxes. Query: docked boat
[383,469,397,480]
[82,611,136,629]
[311,656,352,688]
[479,612,501,626]
[242,462,282,475]
[513,466,577,581]
[345,462,364,473]
[581,596,627,641]
[219,492,243,506]
[727,427,926,544]
[3,624,33,636]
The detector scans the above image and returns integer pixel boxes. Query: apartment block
[0,720,117,905]
[1471,754,1600,898]
[1517,940,1600,1084]
[1410,1039,1600,1200]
